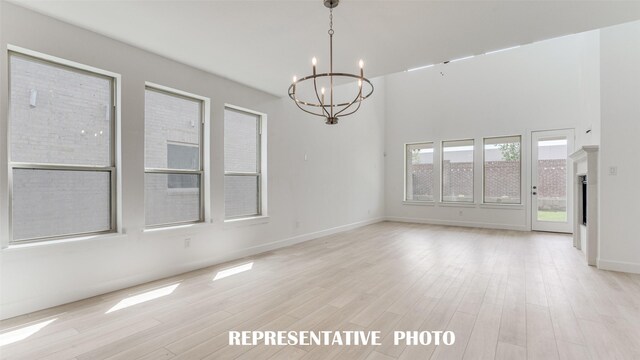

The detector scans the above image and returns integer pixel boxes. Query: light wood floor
[2,222,640,360]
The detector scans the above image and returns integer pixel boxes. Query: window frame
[482,135,522,205]
[223,104,266,221]
[404,141,435,203]
[441,138,475,203]
[143,85,206,228]
[7,49,118,244]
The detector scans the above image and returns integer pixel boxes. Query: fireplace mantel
[569,145,599,163]
[569,145,599,266]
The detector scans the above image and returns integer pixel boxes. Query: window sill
[479,203,524,210]
[143,221,209,234]
[403,201,436,206]
[2,231,127,251]
[438,202,477,208]
[224,215,270,228]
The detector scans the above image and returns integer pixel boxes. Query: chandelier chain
[328,8,334,35]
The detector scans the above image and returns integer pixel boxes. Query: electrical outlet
[184,238,191,248]
[609,166,617,176]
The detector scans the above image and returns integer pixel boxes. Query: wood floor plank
[462,302,502,360]
[526,303,559,360]
[495,342,526,360]
[1,222,639,360]
[137,348,175,360]
[556,340,591,360]
[430,311,476,360]
[497,273,527,348]
[269,346,307,360]
[364,351,395,360]
[40,318,161,360]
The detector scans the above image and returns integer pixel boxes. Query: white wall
[384,31,601,231]
[598,20,640,273]
[0,3,386,319]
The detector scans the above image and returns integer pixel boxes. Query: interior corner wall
[598,20,640,274]
[383,31,601,231]
[0,2,386,320]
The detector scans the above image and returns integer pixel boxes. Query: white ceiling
[10,0,640,96]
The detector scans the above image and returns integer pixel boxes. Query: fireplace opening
[580,175,587,226]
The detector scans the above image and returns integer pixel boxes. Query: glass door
[531,129,574,233]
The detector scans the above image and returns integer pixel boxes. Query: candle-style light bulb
[321,87,325,105]
[359,59,364,78]
[293,76,297,83]
[358,79,362,88]
[312,57,317,66]
[359,59,364,69]
[321,87,325,95]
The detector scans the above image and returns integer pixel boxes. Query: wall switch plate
[609,166,618,176]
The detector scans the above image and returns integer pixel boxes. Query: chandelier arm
[289,87,326,117]
[335,97,362,118]
[312,76,331,117]
[288,86,325,109]
[333,86,363,117]
[293,96,326,117]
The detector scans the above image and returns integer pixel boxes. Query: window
[442,139,474,203]
[144,87,204,227]
[224,106,263,219]
[484,136,521,204]
[8,51,116,242]
[405,142,434,201]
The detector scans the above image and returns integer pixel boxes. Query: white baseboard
[174,217,385,273]
[597,258,640,274]
[384,216,529,232]
[0,217,384,320]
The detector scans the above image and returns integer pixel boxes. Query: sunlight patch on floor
[106,283,180,314]
[213,262,254,281]
[0,318,57,347]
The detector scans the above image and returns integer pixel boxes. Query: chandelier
[288,0,374,125]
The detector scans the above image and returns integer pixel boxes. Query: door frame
[531,129,575,233]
